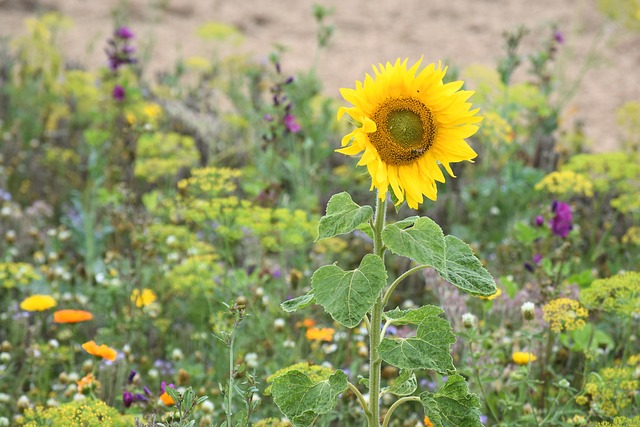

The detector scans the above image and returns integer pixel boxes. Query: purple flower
[122,390,134,408]
[115,26,135,40]
[112,85,126,101]
[533,254,543,264]
[534,215,544,227]
[143,386,152,396]
[550,201,573,238]
[134,393,148,402]
[480,415,488,425]
[160,381,175,394]
[284,114,301,133]
[553,30,565,44]
[127,370,137,384]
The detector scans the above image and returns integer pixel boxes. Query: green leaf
[441,235,496,296]
[271,369,348,427]
[383,369,417,396]
[421,374,483,427]
[281,292,315,313]
[385,305,444,325]
[382,217,496,296]
[317,192,373,240]
[379,310,455,374]
[382,217,445,270]
[312,254,387,328]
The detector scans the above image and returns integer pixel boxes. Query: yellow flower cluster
[177,167,242,197]
[134,132,200,184]
[478,111,514,148]
[0,262,42,288]
[563,152,640,195]
[23,398,132,427]
[596,416,640,427]
[165,255,223,296]
[581,364,639,417]
[534,170,594,197]
[581,271,639,318]
[265,362,334,396]
[542,298,588,333]
[622,226,640,246]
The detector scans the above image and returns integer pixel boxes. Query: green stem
[368,194,387,427]
[382,265,429,308]
[347,381,372,420]
[381,396,421,427]
[227,330,236,427]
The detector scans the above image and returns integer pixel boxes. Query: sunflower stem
[368,194,387,427]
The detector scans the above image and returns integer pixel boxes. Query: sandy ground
[1,0,639,151]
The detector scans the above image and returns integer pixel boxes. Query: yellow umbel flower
[535,170,594,197]
[337,58,481,209]
[542,298,588,333]
[512,351,537,365]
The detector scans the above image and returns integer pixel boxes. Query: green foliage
[270,369,347,427]
[380,306,456,373]
[317,192,373,240]
[382,217,497,296]
[312,254,386,328]
[420,374,483,427]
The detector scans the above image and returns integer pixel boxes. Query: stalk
[368,194,387,426]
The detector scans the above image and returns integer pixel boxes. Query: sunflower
[337,58,481,209]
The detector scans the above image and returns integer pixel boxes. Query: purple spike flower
[550,201,573,238]
[122,390,134,408]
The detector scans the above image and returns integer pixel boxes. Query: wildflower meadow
[1,2,639,427]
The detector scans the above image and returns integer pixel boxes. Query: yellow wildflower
[131,288,157,308]
[534,170,594,197]
[20,294,57,311]
[512,351,537,365]
[542,298,588,332]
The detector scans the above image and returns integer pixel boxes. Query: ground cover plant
[0,3,639,427]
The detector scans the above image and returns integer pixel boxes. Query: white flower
[171,348,184,361]
[283,339,296,348]
[521,302,535,320]
[16,395,30,410]
[0,417,9,427]
[0,353,10,363]
[462,313,477,329]
[244,352,258,369]
[273,318,286,331]
[201,400,215,413]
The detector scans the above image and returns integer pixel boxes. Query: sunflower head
[337,58,482,209]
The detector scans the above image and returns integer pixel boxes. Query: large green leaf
[271,370,348,427]
[312,254,387,328]
[421,374,483,427]
[281,292,315,313]
[379,309,455,374]
[382,217,445,269]
[382,217,496,296]
[317,192,373,240]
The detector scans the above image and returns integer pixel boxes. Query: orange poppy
[53,309,93,323]
[82,340,118,361]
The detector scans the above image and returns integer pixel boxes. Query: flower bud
[521,302,535,320]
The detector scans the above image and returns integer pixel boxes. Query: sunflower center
[369,97,436,165]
